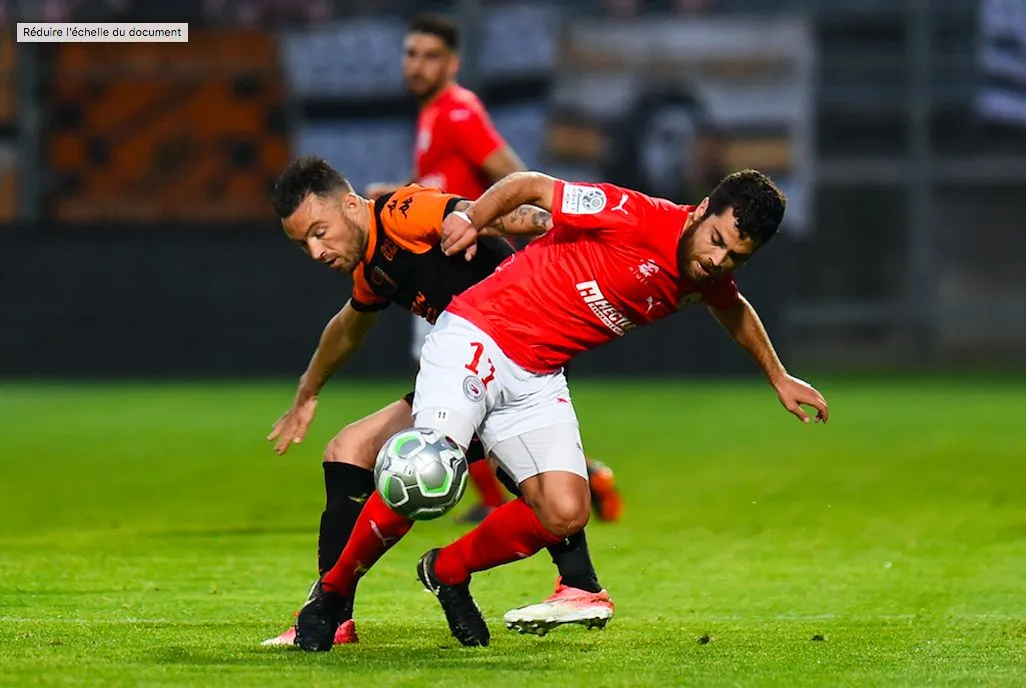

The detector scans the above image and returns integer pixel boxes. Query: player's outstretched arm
[708,295,829,424]
[267,302,379,455]
[453,199,552,239]
[442,171,558,259]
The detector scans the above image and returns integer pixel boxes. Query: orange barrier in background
[49,30,289,222]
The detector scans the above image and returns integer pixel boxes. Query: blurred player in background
[365,13,622,524]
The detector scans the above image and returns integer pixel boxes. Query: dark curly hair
[408,13,460,51]
[272,156,353,219]
[705,169,786,245]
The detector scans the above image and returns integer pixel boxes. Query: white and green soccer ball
[374,428,469,521]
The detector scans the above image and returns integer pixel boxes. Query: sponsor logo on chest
[576,280,637,336]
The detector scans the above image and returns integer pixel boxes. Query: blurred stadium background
[2,0,1025,377]
[2,1,1026,685]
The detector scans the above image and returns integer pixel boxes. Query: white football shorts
[411,311,586,484]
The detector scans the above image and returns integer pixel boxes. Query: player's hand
[773,374,829,424]
[267,388,319,455]
[364,183,396,200]
[441,211,480,261]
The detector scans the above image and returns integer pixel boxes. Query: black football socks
[547,530,603,594]
[317,462,375,575]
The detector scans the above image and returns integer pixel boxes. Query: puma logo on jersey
[611,193,629,214]
[577,280,637,336]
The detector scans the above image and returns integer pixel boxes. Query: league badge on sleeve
[561,184,607,215]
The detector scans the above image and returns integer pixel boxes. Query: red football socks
[468,460,507,508]
[433,497,564,585]
[321,491,413,596]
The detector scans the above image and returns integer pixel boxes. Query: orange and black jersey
[349,184,514,324]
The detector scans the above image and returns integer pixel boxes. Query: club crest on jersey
[577,280,637,336]
[561,184,607,215]
[631,259,660,283]
[381,237,399,261]
[462,375,486,402]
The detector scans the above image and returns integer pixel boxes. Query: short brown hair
[272,156,353,219]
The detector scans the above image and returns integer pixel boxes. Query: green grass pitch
[1,378,1025,686]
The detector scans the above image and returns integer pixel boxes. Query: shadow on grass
[152,642,588,673]
[149,622,606,672]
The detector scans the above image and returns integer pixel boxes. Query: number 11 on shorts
[464,342,495,386]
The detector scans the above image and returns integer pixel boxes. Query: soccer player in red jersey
[365,13,623,524]
[365,13,522,203]
[294,169,829,648]
[263,158,614,650]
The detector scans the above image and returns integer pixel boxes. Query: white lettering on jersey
[576,280,637,336]
[562,184,607,215]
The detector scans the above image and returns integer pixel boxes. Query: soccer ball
[374,428,469,521]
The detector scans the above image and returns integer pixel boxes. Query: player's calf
[314,401,413,576]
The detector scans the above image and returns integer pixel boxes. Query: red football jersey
[448,181,741,373]
[414,84,506,199]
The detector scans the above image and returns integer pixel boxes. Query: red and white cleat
[260,618,358,647]
[503,580,614,636]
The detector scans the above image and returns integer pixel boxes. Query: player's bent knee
[323,423,375,469]
[536,492,591,537]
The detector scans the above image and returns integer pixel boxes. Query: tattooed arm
[453,200,552,238]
